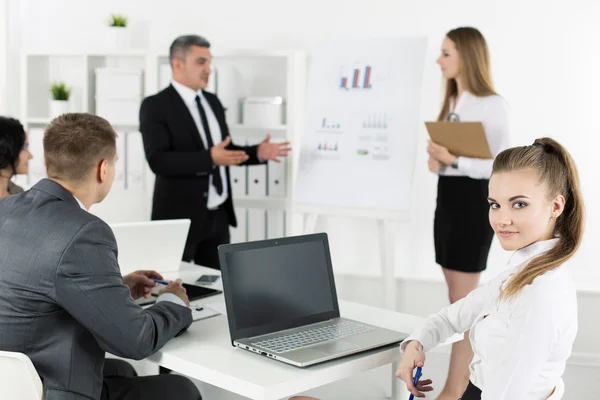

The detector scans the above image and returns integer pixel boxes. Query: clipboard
[425,121,493,159]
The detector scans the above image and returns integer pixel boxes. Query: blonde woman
[426,27,511,398]
[399,138,583,399]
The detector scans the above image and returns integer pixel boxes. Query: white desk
[147,263,460,400]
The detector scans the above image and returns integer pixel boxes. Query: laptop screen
[220,233,340,342]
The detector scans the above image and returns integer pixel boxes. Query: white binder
[266,210,285,239]
[267,158,286,197]
[113,132,126,191]
[126,132,145,191]
[247,208,266,241]
[230,165,247,198]
[247,165,267,197]
[230,207,247,243]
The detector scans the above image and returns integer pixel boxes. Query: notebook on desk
[218,233,407,367]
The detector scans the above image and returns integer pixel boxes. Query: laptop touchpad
[310,340,360,355]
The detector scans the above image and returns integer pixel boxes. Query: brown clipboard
[425,121,493,159]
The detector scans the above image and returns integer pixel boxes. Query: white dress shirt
[439,91,511,180]
[401,239,577,399]
[73,195,186,308]
[171,79,228,209]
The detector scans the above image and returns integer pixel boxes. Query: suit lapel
[167,85,206,150]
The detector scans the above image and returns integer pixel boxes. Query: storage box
[158,64,172,91]
[242,96,285,127]
[95,68,143,99]
[95,98,140,125]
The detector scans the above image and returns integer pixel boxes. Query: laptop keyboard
[252,320,376,354]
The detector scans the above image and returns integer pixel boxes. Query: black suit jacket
[139,85,263,240]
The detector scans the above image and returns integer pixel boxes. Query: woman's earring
[551,216,557,222]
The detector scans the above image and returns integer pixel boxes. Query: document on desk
[141,303,220,322]
[205,302,228,316]
[191,307,220,322]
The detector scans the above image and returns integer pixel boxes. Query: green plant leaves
[109,14,128,27]
[50,82,71,101]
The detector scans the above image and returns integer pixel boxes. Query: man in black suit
[140,35,290,270]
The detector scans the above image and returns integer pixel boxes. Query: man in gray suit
[0,113,201,400]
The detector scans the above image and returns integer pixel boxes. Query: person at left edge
[0,117,33,197]
[139,34,291,270]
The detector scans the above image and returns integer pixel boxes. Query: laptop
[218,233,407,367]
[110,219,192,275]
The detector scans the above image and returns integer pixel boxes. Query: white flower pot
[108,26,129,49]
[49,100,70,118]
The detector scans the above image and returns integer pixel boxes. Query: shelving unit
[18,50,155,223]
[205,50,306,240]
[26,117,53,125]
[18,48,306,238]
[234,197,287,210]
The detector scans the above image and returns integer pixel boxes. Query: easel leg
[378,219,396,310]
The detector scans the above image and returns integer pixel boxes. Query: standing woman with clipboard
[426,27,511,399]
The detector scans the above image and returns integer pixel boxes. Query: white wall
[0,0,7,114]
[9,0,600,284]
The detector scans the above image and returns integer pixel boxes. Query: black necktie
[195,95,223,195]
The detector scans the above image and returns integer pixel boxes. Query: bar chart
[362,112,388,129]
[317,141,339,152]
[321,117,341,130]
[340,65,372,90]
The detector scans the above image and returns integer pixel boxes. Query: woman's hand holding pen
[427,140,457,166]
[396,341,433,398]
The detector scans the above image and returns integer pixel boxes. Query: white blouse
[439,91,512,180]
[401,239,577,399]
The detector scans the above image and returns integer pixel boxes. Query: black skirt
[434,175,494,273]
[460,381,482,399]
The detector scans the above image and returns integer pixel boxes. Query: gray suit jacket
[0,179,192,400]
[7,181,23,195]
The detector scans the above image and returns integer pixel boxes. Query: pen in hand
[408,366,422,400]
[151,278,170,285]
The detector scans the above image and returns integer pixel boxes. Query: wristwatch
[450,157,459,169]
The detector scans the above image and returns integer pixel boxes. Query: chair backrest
[547,377,565,400]
[0,351,43,400]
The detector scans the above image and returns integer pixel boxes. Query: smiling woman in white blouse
[397,137,584,400]
[426,26,512,398]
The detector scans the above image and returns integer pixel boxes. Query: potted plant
[108,14,129,48]
[49,82,71,117]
